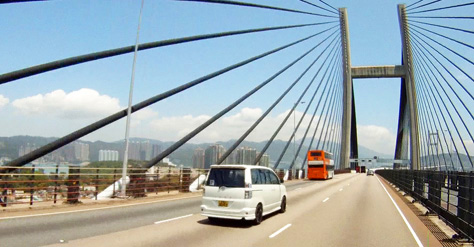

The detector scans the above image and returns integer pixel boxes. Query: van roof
[209,164,273,170]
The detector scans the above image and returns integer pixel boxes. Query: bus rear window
[310,151,321,157]
[308,164,324,168]
[206,168,245,188]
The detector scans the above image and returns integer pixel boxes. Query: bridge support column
[339,8,353,169]
[398,5,421,170]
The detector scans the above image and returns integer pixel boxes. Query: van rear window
[206,168,245,188]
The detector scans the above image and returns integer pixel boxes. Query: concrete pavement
[34,173,451,247]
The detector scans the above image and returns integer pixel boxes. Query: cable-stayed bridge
[0,0,473,246]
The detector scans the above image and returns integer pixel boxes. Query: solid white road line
[323,197,330,203]
[269,224,292,238]
[154,214,193,225]
[293,187,302,191]
[0,195,202,220]
[376,176,423,247]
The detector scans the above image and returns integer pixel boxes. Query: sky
[0,0,422,156]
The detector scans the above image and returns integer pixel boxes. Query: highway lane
[0,178,313,247]
[258,174,423,247]
[42,173,443,247]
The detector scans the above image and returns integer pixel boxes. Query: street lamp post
[444,129,455,169]
[121,0,145,198]
[293,101,305,178]
[429,131,440,171]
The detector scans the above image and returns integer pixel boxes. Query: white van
[201,164,287,225]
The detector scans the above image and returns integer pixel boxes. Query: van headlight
[244,190,252,199]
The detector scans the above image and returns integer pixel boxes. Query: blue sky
[0,0,421,155]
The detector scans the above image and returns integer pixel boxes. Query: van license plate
[218,201,228,207]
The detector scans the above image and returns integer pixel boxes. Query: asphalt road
[0,173,444,247]
[0,178,313,247]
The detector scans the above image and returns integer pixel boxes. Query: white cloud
[12,88,122,119]
[149,114,212,141]
[145,108,321,143]
[0,95,9,108]
[222,107,262,127]
[357,125,396,155]
[130,108,159,128]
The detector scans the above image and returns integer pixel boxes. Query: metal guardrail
[0,166,208,207]
[377,170,474,241]
[0,166,310,207]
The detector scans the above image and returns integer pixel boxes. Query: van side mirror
[280,178,284,184]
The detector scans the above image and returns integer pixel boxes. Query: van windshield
[206,168,245,188]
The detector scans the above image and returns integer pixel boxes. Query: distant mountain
[0,136,57,158]
[357,145,392,159]
[421,153,474,171]
[1,135,393,169]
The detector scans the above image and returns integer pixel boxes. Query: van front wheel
[254,204,263,225]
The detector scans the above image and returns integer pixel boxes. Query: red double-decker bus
[307,150,334,180]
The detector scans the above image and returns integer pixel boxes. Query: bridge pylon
[339,8,355,170]
[338,5,420,170]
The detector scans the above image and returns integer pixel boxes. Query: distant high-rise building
[99,150,119,161]
[126,141,161,161]
[62,144,76,162]
[73,142,89,162]
[236,146,257,165]
[140,141,152,161]
[128,142,141,161]
[18,143,37,157]
[193,148,205,169]
[224,150,237,165]
[204,144,226,169]
[152,144,162,159]
[74,142,90,162]
[258,153,270,167]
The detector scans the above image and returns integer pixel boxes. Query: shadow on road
[197,211,281,229]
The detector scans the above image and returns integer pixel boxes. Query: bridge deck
[0,173,451,247]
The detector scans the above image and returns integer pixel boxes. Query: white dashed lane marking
[269,224,292,238]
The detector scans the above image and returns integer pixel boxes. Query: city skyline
[2,135,343,168]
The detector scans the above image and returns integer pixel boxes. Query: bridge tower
[338,5,420,170]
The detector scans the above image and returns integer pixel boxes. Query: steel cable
[253,38,340,166]
[409,30,474,114]
[411,43,472,170]
[408,2,474,14]
[273,47,341,169]
[406,0,442,12]
[4,29,335,170]
[175,0,338,18]
[408,20,474,35]
[411,35,474,169]
[407,0,428,9]
[0,22,335,85]
[287,48,342,170]
[298,0,338,15]
[215,34,340,165]
[413,55,451,170]
[298,56,340,170]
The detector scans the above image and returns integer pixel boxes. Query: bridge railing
[0,165,208,208]
[377,169,473,242]
[0,166,307,208]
